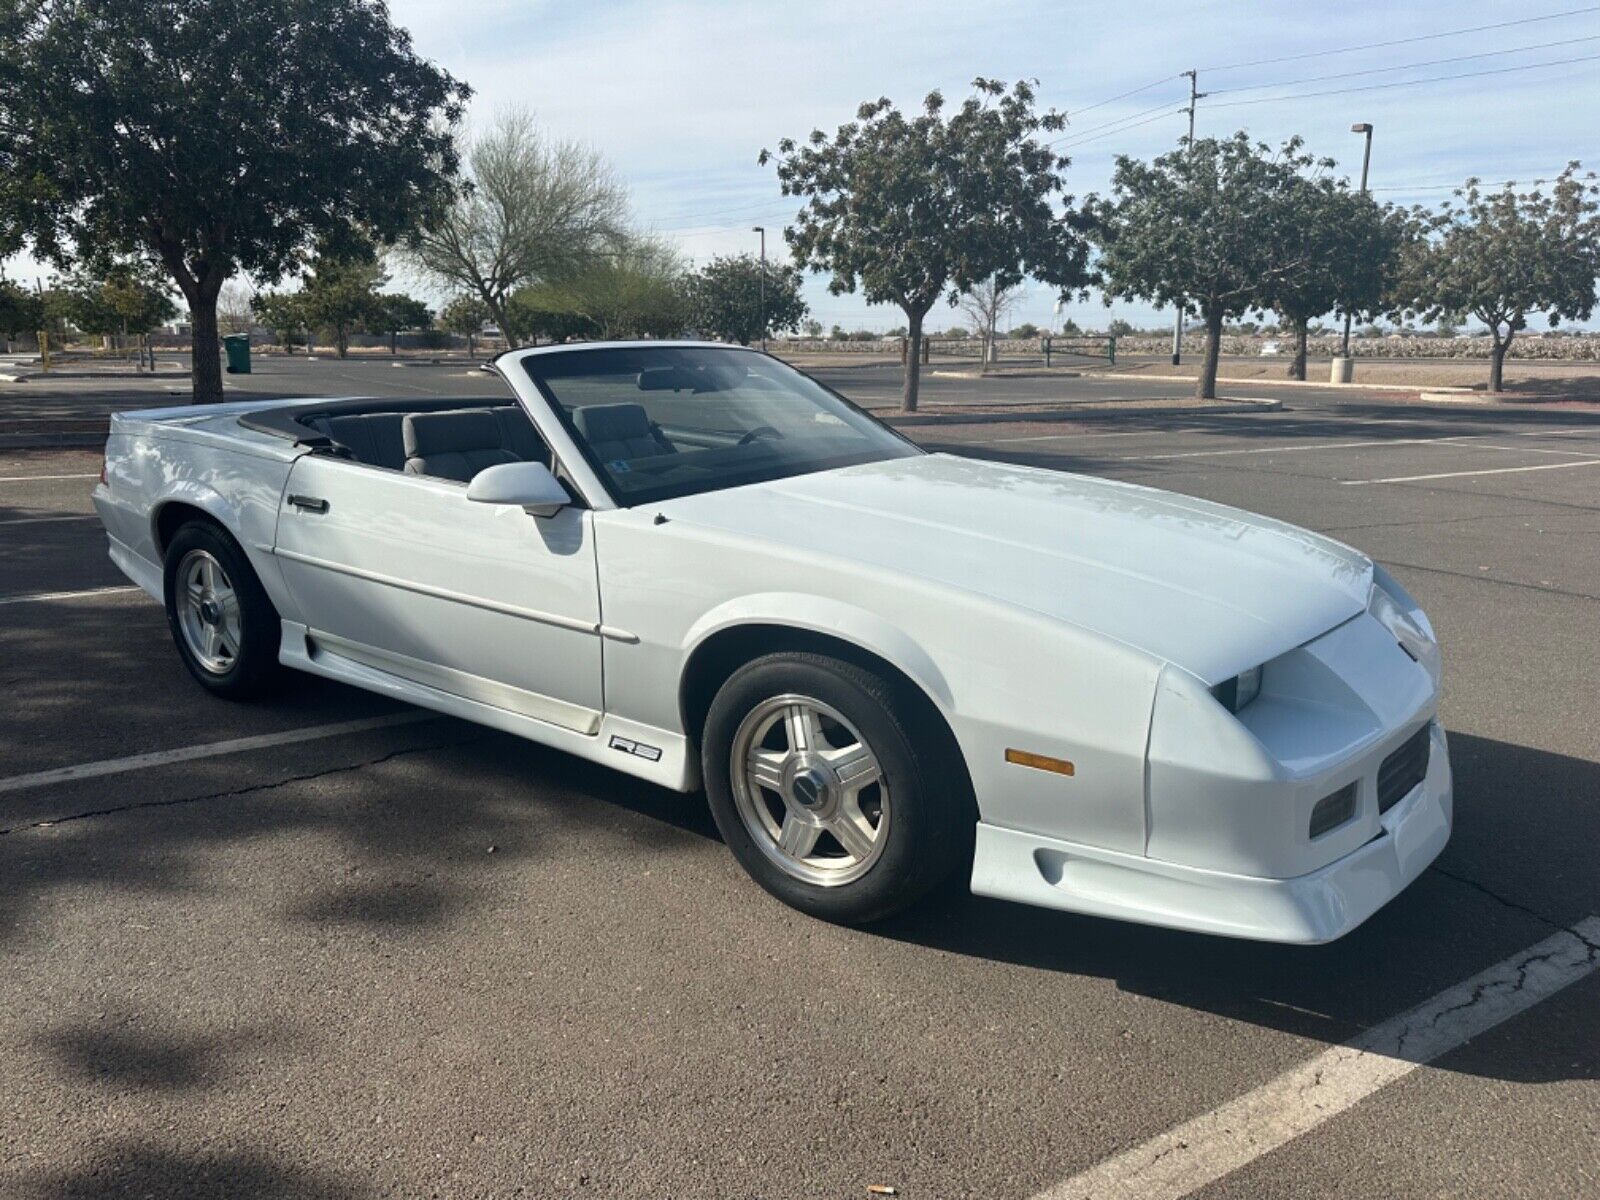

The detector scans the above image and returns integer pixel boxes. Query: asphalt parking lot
[1,364,1597,1199]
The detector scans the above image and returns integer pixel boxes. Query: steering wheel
[737,425,783,446]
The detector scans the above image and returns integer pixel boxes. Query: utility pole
[1339,123,1375,360]
[752,226,767,351]
[1171,69,1205,366]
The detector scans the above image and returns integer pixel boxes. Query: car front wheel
[702,652,972,924]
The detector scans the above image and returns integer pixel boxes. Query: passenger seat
[574,403,675,464]
[402,409,519,482]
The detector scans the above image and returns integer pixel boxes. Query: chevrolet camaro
[91,342,1451,941]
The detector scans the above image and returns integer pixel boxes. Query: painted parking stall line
[1343,459,1600,486]
[0,584,142,606]
[0,472,100,483]
[1033,916,1600,1200]
[0,711,438,797]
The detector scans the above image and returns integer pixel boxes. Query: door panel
[274,455,604,727]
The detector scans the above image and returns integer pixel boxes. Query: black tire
[702,651,973,924]
[162,519,284,700]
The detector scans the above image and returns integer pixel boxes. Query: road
[1,361,1597,1199]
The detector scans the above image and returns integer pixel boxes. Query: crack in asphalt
[1430,864,1600,952]
[0,736,484,837]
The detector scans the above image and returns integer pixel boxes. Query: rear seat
[307,405,548,474]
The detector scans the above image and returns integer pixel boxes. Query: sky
[8,1,1600,332]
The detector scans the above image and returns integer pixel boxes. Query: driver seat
[574,403,675,464]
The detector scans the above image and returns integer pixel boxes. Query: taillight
[98,458,107,486]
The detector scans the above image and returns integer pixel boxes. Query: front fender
[683,591,955,711]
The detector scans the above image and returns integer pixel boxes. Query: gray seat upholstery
[402,409,519,482]
[491,405,550,466]
[574,403,674,464]
[314,412,409,470]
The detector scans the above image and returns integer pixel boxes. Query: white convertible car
[92,342,1451,942]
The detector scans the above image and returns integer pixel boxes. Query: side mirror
[466,461,571,518]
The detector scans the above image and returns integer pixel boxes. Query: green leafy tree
[0,279,45,350]
[407,109,630,348]
[763,78,1092,411]
[1398,165,1600,392]
[297,253,384,358]
[514,239,687,342]
[0,0,468,401]
[252,290,310,350]
[50,262,176,345]
[1105,318,1135,338]
[1090,133,1316,399]
[370,293,433,354]
[1260,173,1408,379]
[801,318,823,338]
[440,293,490,357]
[687,253,808,345]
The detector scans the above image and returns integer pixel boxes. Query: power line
[1201,51,1600,110]
[1054,107,1188,152]
[1048,97,1186,147]
[1063,73,1183,118]
[1368,169,1593,193]
[1199,5,1600,72]
[1207,32,1600,95]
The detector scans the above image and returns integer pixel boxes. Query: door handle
[287,494,329,514]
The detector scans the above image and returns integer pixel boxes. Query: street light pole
[752,226,767,351]
[1340,123,1374,359]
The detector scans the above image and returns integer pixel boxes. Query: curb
[878,397,1281,427]
[926,368,1082,380]
[0,370,186,382]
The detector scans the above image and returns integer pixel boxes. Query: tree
[252,290,310,351]
[51,262,176,346]
[763,78,1092,411]
[440,294,490,357]
[407,109,630,348]
[1400,166,1600,392]
[1106,318,1135,338]
[0,279,45,351]
[217,281,256,337]
[296,253,384,358]
[801,318,824,338]
[0,0,468,402]
[371,293,433,354]
[1090,134,1316,400]
[511,238,686,342]
[958,276,1019,372]
[1259,172,1406,380]
[687,253,809,345]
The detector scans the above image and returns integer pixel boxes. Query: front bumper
[970,721,1451,943]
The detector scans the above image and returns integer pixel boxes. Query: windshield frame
[516,344,923,508]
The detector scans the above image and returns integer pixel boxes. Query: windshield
[521,345,920,505]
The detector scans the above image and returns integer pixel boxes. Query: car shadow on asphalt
[865,728,1600,1084]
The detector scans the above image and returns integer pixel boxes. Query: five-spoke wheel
[732,694,889,886]
[162,519,282,698]
[703,651,974,924]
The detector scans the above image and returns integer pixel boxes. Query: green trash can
[222,333,251,375]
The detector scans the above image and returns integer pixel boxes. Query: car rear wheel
[702,652,972,924]
[163,520,283,699]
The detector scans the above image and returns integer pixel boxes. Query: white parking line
[0,473,99,483]
[0,711,438,796]
[0,513,98,527]
[1034,916,1600,1200]
[0,584,141,606]
[1115,427,1600,463]
[1343,459,1600,486]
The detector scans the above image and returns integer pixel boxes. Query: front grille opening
[1310,782,1358,839]
[1378,725,1432,814]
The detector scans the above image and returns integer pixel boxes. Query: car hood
[657,453,1372,684]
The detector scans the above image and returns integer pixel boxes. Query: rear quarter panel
[101,419,300,619]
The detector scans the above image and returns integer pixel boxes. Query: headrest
[402,409,501,457]
[575,403,653,444]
